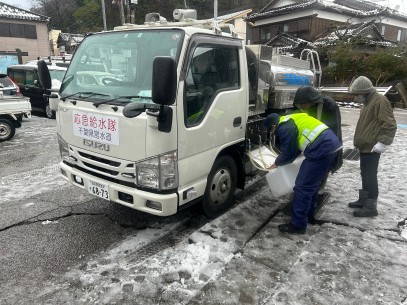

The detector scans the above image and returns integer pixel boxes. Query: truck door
[177,35,247,194]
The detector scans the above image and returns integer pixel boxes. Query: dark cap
[263,113,281,129]
[293,86,323,105]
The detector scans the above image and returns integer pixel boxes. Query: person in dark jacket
[263,112,342,234]
[293,86,343,214]
[348,76,397,217]
[293,86,343,175]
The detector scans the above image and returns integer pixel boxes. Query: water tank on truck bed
[245,45,321,113]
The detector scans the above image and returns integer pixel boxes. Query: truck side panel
[177,37,248,207]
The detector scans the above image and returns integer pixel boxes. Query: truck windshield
[50,69,66,82]
[60,29,183,103]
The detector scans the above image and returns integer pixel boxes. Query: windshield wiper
[60,92,109,102]
[93,95,151,108]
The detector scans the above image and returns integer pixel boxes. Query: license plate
[88,180,110,200]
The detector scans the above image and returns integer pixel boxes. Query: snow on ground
[26,109,407,305]
[0,164,67,204]
[36,189,282,304]
[2,109,406,304]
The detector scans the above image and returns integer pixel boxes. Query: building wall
[49,29,61,56]
[252,16,344,44]
[249,7,407,45]
[380,23,406,43]
[0,19,49,62]
[309,17,344,41]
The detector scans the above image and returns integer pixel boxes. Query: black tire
[201,155,237,218]
[0,118,16,142]
[45,102,56,119]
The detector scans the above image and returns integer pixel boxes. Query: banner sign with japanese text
[73,111,119,145]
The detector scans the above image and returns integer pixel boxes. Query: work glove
[371,142,387,153]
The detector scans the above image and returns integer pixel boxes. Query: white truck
[0,94,31,141]
[37,9,320,218]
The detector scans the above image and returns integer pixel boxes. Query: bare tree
[31,0,78,31]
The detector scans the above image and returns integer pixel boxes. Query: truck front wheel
[0,118,16,142]
[201,155,237,218]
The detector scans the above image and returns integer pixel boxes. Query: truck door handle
[233,117,242,127]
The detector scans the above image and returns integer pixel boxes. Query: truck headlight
[58,134,70,161]
[136,150,178,190]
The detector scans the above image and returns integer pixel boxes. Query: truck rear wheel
[201,155,237,218]
[0,118,16,142]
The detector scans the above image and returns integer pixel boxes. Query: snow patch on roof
[0,2,49,22]
[246,0,407,21]
[314,19,396,47]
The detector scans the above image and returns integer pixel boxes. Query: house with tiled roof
[56,32,85,55]
[245,0,407,47]
[313,19,395,48]
[0,2,50,62]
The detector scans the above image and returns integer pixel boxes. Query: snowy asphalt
[1,108,406,305]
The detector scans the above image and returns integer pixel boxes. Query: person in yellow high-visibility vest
[264,112,342,234]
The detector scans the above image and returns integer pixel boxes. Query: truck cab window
[185,45,239,126]
[60,30,183,102]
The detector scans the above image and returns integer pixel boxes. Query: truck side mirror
[37,60,52,92]
[157,106,172,133]
[123,103,145,118]
[152,56,176,106]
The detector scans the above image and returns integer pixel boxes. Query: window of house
[10,24,23,37]
[298,19,310,31]
[0,23,10,37]
[288,21,298,32]
[24,24,37,39]
[283,24,289,32]
[270,25,279,36]
[397,29,402,42]
[260,27,271,40]
[381,25,385,36]
[184,45,239,127]
[0,22,37,39]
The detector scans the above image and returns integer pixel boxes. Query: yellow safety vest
[279,113,328,151]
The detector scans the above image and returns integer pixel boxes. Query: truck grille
[73,147,135,182]
[82,161,119,176]
[78,151,120,167]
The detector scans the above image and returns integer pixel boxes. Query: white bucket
[266,156,305,198]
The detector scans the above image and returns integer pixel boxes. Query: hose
[246,144,278,172]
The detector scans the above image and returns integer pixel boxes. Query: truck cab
[38,9,319,218]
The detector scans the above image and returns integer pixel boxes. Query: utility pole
[100,0,107,31]
[130,0,137,24]
[127,0,131,24]
[119,0,125,25]
[214,0,218,20]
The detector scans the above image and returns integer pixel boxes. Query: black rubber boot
[348,190,368,208]
[353,198,378,217]
[278,223,306,234]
